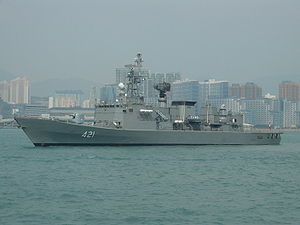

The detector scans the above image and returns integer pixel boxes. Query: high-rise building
[279,81,300,101]
[48,97,54,108]
[278,81,300,128]
[100,84,117,104]
[199,79,229,103]
[296,111,300,128]
[281,100,297,128]
[0,81,10,102]
[1,77,30,104]
[82,99,91,108]
[172,80,200,102]
[89,86,97,108]
[265,98,283,128]
[53,90,83,108]
[240,99,272,127]
[172,80,200,112]
[229,82,262,99]
[228,83,241,98]
[116,68,129,84]
[9,77,30,104]
[242,82,262,100]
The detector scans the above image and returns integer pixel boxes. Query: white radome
[118,82,125,90]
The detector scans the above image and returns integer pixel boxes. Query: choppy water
[0,129,300,225]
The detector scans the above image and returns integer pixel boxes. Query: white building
[282,100,298,128]
[0,81,10,102]
[199,79,229,104]
[240,99,272,127]
[0,77,30,104]
[9,77,30,104]
[53,90,83,108]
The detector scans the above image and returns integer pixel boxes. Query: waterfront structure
[30,96,49,107]
[24,105,49,117]
[0,98,12,118]
[52,90,83,108]
[279,81,300,101]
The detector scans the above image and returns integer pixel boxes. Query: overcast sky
[0,0,299,93]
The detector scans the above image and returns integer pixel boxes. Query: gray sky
[0,0,299,94]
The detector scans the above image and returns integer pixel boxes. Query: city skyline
[2,74,300,100]
[1,74,300,128]
[2,68,300,99]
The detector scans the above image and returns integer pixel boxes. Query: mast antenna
[124,53,146,104]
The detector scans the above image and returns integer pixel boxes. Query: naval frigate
[15,53,282,146]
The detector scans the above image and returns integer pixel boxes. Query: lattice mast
[124,53,145,104]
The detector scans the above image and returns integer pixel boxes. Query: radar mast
[124,53,146,104]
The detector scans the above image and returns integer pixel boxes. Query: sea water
[0,129,300,225]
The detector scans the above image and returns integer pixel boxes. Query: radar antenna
[154,82,171,106]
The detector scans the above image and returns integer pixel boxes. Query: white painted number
[82,131,96,138]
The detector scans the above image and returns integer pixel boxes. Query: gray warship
[15,53,282,146]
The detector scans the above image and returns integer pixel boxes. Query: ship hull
[15,117,281,146]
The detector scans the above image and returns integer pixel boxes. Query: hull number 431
[82,131,96,138]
